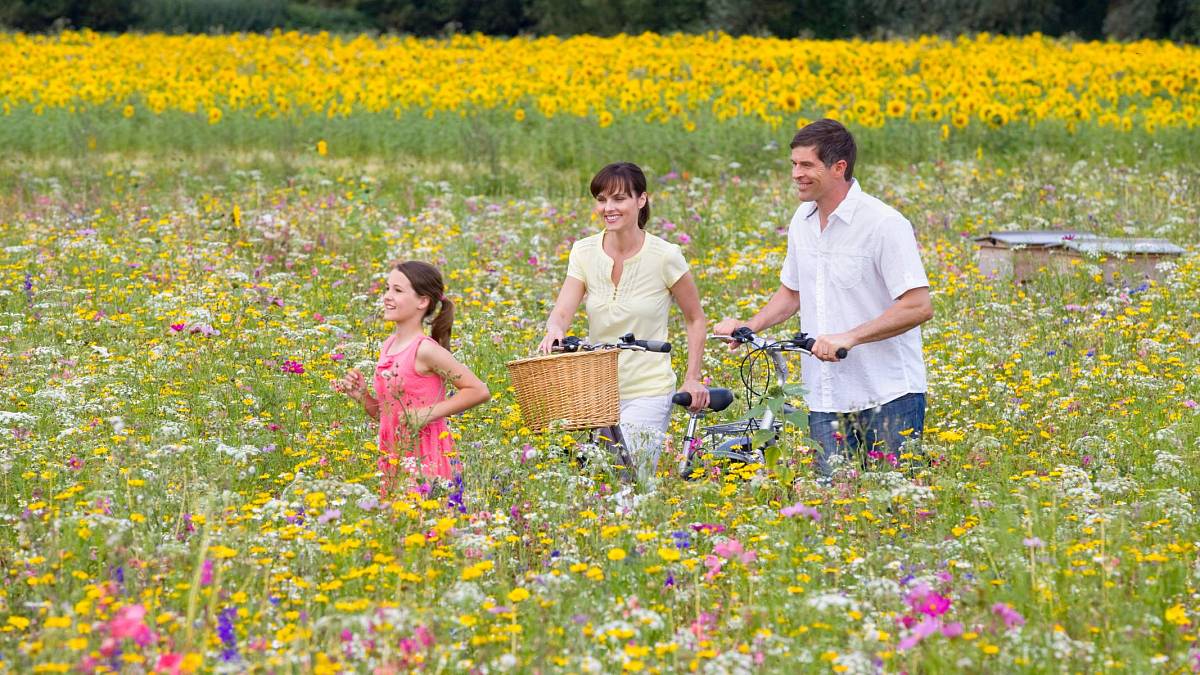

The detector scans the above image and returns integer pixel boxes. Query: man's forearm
[749,286,801,332]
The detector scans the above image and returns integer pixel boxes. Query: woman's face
[593,182,645,232]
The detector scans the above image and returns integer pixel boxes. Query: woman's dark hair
[394,260,453,349]
[790,118,857,182]
[589,162,650,229]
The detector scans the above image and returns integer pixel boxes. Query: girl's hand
[404,406,437,431]
[332,369,368,401]
[538,326,565,355]
[679,378,710,413]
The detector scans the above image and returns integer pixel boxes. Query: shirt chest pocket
[829,253,868,289]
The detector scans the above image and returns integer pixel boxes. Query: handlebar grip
[796,336,848,360]
[635,339,672,353]
[672,387,735,412]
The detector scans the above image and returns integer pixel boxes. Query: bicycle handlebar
[715,327,847,360]
[552,333,672,354]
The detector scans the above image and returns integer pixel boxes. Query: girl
[334,260,490,493]
[539,162,708,483]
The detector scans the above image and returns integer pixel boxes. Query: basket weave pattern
[506,349,619,432]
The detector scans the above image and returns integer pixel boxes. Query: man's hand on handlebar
[811,333,854,362]
[713,318,751,350]
[678,377,710,413]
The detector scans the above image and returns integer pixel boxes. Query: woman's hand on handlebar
[811,333,854,362]
[538,326,565,354]
[678,377,710,412]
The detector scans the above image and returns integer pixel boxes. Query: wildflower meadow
[1,30,1198,674]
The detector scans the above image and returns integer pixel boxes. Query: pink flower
[281,359,305,374]
[992,602,1025,629]
[169,323,186,332]
[1184,399,1197,409]
[905,584,951,617]
[713,538,757,564]
[897,617,940,651]
[109,604,155,646]
[703,554,724,581]
[677,233,691,245]
[156,653,183,674]
[780,503,821,520]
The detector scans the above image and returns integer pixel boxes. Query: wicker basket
[506,349,620,432]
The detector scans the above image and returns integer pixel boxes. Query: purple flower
[200,559,213,586]
[318,508,341,524]
[1023,537,1044,548]
[281,359,304,374]
[217,606,239,661]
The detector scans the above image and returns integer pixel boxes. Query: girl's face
[381,269,429,323]
[593,182,645,232]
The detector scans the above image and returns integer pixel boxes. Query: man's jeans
[808,392,926,479]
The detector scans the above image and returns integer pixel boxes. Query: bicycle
[671,327,846,479]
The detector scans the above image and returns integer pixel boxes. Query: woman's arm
[538,276,586,353]
[669,272,710,412]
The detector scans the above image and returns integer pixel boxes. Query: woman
[539,162,709,482]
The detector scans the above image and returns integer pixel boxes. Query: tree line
[3,0,1197,41]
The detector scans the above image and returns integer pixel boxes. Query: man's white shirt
[780,179,929,413]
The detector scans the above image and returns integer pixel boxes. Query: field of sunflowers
[1,30,1199,674]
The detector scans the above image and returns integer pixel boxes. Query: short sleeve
[661,243,689,288]
[877,216,929,299]
[565,242,586,283]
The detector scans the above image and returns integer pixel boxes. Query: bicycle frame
[677,328,830,478]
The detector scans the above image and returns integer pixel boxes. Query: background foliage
[2,0,1198,41]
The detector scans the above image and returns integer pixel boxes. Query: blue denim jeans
[807,393,926,479]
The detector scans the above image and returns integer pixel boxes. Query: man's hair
[790,118,856,182]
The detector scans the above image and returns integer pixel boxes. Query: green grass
[0,123,1197,672]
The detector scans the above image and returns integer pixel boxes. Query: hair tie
[440,295,448,303]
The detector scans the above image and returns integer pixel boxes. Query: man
[715,118,933,480]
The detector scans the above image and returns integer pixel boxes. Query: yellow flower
[122,104,134,118]
[608,547,627,561]
[207,107,222,125]
[514,108,526,122]
[598,110,614,128]
[1165,604,1190,626]
[507,587,530,603]
[657,547,681,562]
[317,139,328,156]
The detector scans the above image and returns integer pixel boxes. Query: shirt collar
[805,178,861,225]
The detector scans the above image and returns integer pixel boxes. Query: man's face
[790,145,845,203]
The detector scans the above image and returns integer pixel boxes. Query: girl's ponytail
[430,296,454,349]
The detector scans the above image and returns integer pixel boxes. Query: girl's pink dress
[374,334,457,490]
